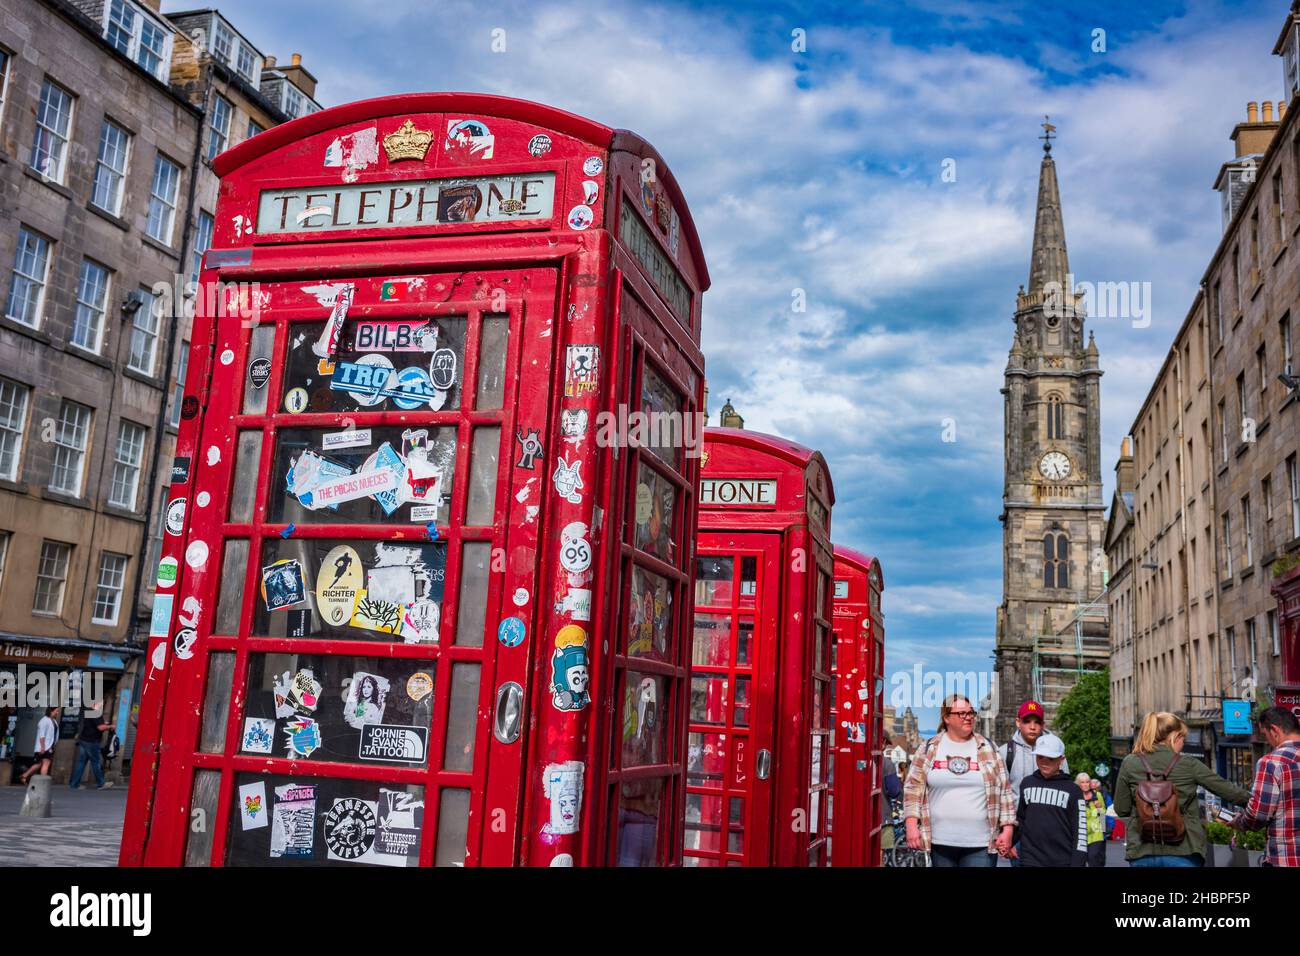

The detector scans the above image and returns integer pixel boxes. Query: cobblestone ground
[0,782,126,867]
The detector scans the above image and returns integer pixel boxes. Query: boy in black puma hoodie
[1014,733,1088,867]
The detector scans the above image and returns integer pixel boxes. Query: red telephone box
[829,545,885,867]
[119,93,710,867]
[684,427,835,866]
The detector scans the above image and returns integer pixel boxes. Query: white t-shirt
[927,734,989,848]
[35,716,58,753]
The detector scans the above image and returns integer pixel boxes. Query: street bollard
[20,774,52,818]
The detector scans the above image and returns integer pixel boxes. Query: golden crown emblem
[383,120,433,163]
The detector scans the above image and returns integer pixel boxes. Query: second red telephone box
[828,544,885,867]
[684,427,835,866]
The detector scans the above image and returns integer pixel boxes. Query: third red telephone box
[119,92,709,867]
[829,544,885,867]
[684,427,835,866]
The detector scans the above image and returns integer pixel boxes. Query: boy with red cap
[1000,700,1069,806]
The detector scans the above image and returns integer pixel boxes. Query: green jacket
[1113,746,1251,861]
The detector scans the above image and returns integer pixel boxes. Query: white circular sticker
[220,349,235,365]
[567,204,594,231]
[150,642,167,670]
[165,498,186,535]
[173,628,198,661]
[196,491,211,507]
[185,540,209,569]
[285,387,309,413]
[582,180,599,205]
[512,587,529,607]
[206,445,221,466]
[156,556,179,590]
[559,521,592,574]
[582,156,603,176]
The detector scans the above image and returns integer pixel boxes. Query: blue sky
[182,0,1286,730]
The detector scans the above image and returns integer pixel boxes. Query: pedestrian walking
[18,707,60,785]
[999,699,1069,803]
[1075,773,1107,866]
[1113,711,1250,867]
[902,694,1015,867]
[69,702,114,791]
[1231,705,1300,867]
[1014,735,1087,867]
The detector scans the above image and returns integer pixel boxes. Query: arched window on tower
[1043,532,1070,589]
[1046,395,1065,440]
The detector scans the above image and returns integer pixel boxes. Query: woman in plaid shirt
[1234,706,1300,867]
[902,694,1016,866]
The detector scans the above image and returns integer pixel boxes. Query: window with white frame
[282,83,305,119]
[246,117,265,141]
[146,153,181,244]
[1284,313,1294,375]
[1289,455,1300,539]
[168,344,189,427]
[213,21,233,64]
[49,400,91,496]
[1242,495,1254,566]
[30,79,74,182]
[0,377,30,482]
[235,43,257,83]
[72,259,111,354]
[128,289,161,375]
[0,48,11,126]
[109,420,146,509]
[5,226,52,328]
[206,95,232,162]
[0,531,8,591]
[1221,512,1233,578]
[91,551,129,625]
[104,0,171,82]
[33,540,72,615]
[1270,609,1280,657]
[91,119,131,215]
[190,212,214,284]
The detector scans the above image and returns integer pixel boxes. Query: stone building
[1103,1,1300,786]
[0,0,319,785]
[1104,283,1223,771]
[993,127,1109,744]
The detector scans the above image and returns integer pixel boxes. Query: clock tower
[993,122,1107,743]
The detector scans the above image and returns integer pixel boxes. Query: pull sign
[493,682,524,744]
[756,748,772,780]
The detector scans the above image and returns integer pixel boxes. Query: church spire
[1027,116,1070,295]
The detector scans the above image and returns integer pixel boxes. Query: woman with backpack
[1113,712,1251,866]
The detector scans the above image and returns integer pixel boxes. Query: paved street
[0,783,126,867]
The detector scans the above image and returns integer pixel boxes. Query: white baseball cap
[1033,734,1065,759]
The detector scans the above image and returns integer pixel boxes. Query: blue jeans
[1129,853,1202,867]
[69,740,105,789]
[931,844,998,867]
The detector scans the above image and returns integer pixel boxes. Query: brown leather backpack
[1135,752,1185,844]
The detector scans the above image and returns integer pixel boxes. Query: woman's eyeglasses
[948,711,977,720]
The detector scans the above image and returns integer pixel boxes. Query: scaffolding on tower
[1030,587,1110,725]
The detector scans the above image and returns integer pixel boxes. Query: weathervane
[1040,115,1056,153]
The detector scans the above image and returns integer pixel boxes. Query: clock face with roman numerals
[1039,451,1071,481]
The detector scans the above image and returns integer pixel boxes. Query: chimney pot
[1281,101,1288,120]
[264,54,276,68]
[291,53,302,66]
[1248,101,1259,122]
[1264,101,1275,122]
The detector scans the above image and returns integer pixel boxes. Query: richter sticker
[241,716,275,754]
[316,545,363,626]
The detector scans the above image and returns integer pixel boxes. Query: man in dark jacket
[1014,734,1087,867]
